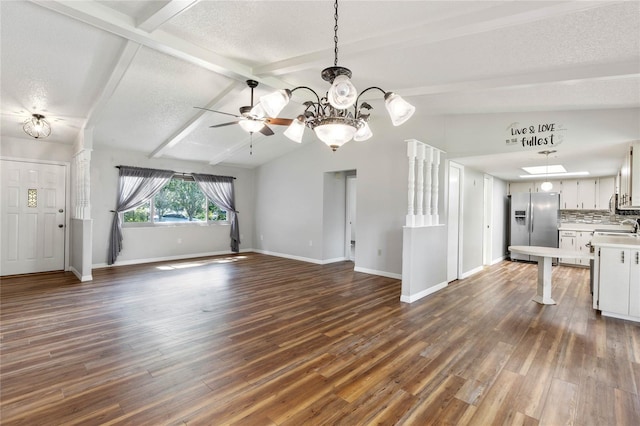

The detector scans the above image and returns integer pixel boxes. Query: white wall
[445,108,640,158]
[1,135,74,162]
[90,147,255,266]
[253,115,448,277]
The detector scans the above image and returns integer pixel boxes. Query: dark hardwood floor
[1,253,639,425]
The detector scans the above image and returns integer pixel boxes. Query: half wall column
[431,149,440,224]
[405,139,444,228]
[406,141,417,227]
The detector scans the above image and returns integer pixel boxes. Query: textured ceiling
[1,0,639,179]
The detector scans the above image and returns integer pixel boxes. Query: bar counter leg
[532,255,556,305]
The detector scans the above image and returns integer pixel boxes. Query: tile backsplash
[560,210,639,225]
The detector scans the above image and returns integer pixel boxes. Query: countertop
[591,233,640,248]
[558,223,635,232]
[509,245,593,259]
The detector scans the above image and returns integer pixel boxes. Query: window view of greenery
[123,178,227,224]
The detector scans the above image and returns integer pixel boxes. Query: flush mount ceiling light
[22,113,51,139]
[257,0,415,151]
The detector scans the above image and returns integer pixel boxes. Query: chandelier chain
[333,0,339,66]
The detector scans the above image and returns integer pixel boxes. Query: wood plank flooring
[1,253,639,425]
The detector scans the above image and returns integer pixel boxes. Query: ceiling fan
[195,80,293,136]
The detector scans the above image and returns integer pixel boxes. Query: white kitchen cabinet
[598,247,640,319]
[578,178,598,210]
[559,231,576,265]
[509,181,533,194]
[618,142,640,208]
[560,180,578,209]
[630,250,640,317]
[559,179,597,210]
[575,231,592,266]
[596,176,616,210]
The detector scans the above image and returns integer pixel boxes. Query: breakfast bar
[509,245,594,305]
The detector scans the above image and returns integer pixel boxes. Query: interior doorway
[483,175,493,266]
[447,162,463,282]
[345,174,356,261]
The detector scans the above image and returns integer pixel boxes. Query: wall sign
[506,122,566,147]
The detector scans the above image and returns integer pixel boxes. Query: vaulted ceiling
[1,1,639,178]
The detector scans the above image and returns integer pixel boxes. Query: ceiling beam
[254,0,618,77]
[85,41,141,129]
[400,60,640,99]
[149,81,241,158]
[29,0,287,90]
[136,0,200,32]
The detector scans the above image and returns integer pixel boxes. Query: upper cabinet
[509,176,616,210]
[559,178,597,210]
[508,181,534,194]
[619,142,640,208]
[597,176,616,210]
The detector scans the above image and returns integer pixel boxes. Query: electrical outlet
[378,249,382,256]
[309,240,313,246]
[177,238,182,244]
[260,234,263,241]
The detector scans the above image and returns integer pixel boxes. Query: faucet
[620,218,640,233]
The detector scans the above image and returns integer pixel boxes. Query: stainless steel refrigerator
[509,192,560,261]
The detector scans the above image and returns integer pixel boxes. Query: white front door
[1,160,66,275]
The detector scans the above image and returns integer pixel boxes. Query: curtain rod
[115,166,235,179]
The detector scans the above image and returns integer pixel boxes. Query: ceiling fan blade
[210,121,239,128]
[266,117,293,126]
[194,106,242,118]
[259,125,275,136]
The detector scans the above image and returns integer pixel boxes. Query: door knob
[58,224,63,228]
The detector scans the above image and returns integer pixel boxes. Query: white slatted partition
[406,139,443,227]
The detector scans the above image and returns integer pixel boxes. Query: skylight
[521,164,567,175]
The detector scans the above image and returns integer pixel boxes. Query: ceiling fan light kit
[23,113,51,139]
[258,0,415,151]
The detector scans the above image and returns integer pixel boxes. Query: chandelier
[256,0,415,151]
[23,114,51,139]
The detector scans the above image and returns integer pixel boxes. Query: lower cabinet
[597,247,640,320]
[575,231,592,266]
[559,231,576,265]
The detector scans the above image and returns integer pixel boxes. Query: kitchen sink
[594,232,639,237]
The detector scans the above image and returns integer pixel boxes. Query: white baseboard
[69,266,92,282]
[460,265,484,279]
[400,281,448,303]
[252,249,324,265]
[491,255,507,265]
[601,311,640,323]
[354,266,401,280]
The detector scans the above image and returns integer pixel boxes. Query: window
[123,176,227,224]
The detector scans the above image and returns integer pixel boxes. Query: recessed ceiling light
[522,165,566,174]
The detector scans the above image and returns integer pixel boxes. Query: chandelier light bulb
[328,75,357,109]
[353,121,372,141]
[384,92,416,126]
[259,89,291,118]
[541,181,553,191]
[283,116,305,143]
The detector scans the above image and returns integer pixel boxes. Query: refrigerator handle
[530,202,534,234]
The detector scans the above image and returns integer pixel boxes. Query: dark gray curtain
[108,166,174,265]
[192,173,240,252]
